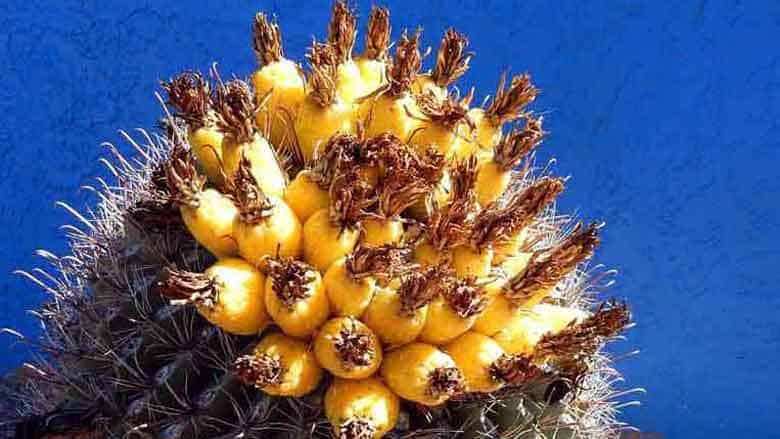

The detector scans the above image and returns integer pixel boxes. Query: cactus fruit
[3,2,642,438]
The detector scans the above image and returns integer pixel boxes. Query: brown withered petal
[161,71,211,128]
[228,154,274,224]
[364,6,391,61]
[534,301,631,363]
[328,320,375,368]
[233,353,285,388]
[156,266,217,308]
[416,90,472,129]
[489,354,541,386]
[329,170,377,228]
[307,41,339,107]
[493,115,545,170]
[504,222,601,304]
[442,277,489,318]
[328,1,357,63]
[387,30,422,96]
[213,78,257,144]
[431,28,472,88]
[427,366,465,398]
[485,73,538,126]
[346,244,415,281]
[164,142,205,209]
[398,266,449,316]
[253,13,284,66]
[470,177,565,249]
[339,417,376,439]
[267,258,317,309]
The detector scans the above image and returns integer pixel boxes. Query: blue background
[1,1,777,438]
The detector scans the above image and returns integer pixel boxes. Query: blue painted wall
[0,1,777,438]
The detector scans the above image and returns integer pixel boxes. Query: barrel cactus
[2,3,642,438]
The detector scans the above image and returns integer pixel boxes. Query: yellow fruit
[451,245,493,278]
[413,241,449,268]
[234,332,322,397]
[324,257,376,318]
[475,116,545,206]
[284,170,330,223]
[362,286,427,346]
[443,331,505,393]
[314,317,382,379]
[467,108,501,151]
[188,126,226,186]
[492,303,588,356]
[381,342,464,406]
[325,378,400,439]
[360,218,404,246]
[180,188,239,258]
[157,259,268,336]
[303,208,360,272]
[222,133,287,197]
[474,253,533,336]
[296,97,356,163]
[252,14,306,150]
[492,228,529,265]
[232,195,302,265]
[419,277,488,345]
[264,259,330,338]
[410,91,472,159]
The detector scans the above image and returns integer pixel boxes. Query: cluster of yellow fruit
[155,4,618,438]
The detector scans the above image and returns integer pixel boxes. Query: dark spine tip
[427,366,465,399]
[234,353,284,388]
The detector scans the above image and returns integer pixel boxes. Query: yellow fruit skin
[473,295,517,337]
[355,58,386,95]
[411,75,447,100]
[336,61,365,104]
[363,94,421,142]
[451,246,493,278]
[324,257,376,317]
[188,127,225,185]
[444,331,505,393]
[492,228,529,265]
[361,287,427,346]
[252,59,306,149]
[474,252,535,335]
[222,135,286,197]
[199,258,268,335]
[295,98,355,163]
[181,189,239,259]
[303,209,360,272]
[314,317,382,379]
[411,122,460,158]
[468,108,501,151]
[381,342,460,406]
[408,171,452,219]
[234,197,302,265]
[264,270,329,339]
[413,242,449,269]
[284,171,330,223]
[491,304,587,356]
[361,218,404,246]
[325,378,400,439]
[254,333,323,397]
[475,160,511,206]
[419,297,479,345]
